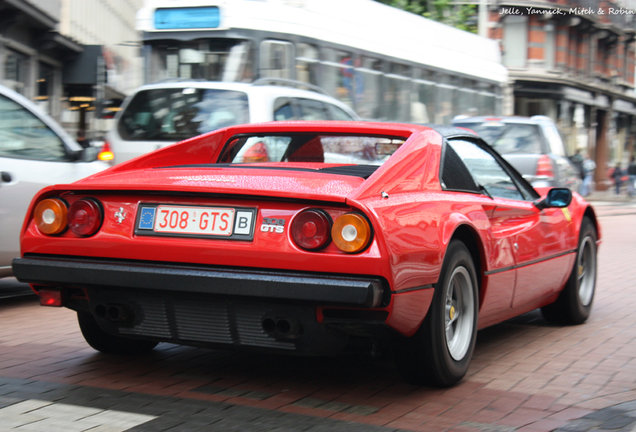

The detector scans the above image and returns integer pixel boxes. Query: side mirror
[534,188,572,210]
[80,146,99,162]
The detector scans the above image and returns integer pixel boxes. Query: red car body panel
[15,121,599,344]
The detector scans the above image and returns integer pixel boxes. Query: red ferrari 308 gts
[12,121,599,387]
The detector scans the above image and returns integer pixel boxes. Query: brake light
[34,198,68,235]
[98,141,114,161]
[291,209,332,250]
[68,198,103,236]
[535,155,554,178]
[243,142,269,162]
[332,213,372,253]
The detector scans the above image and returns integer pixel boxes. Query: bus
[135,0,508,124]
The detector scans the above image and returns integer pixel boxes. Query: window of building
[4,49,30,95]
[37,62,55,114]
[503,16,528,68]
[545,23,556,70]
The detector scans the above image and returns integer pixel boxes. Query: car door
[447,138,573,310]
[0,89,107,275]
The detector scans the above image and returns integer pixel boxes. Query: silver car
[452,115,581,191]
[0,85,109,278]
[105,79,360,165]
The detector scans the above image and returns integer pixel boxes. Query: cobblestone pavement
[0,201,635,431]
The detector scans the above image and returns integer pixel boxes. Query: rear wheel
[77,311,158,355]
[393,240,478,387]
[541,217,597,325]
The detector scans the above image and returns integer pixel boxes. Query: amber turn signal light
[34,198,68,235]
[332,213,372,253]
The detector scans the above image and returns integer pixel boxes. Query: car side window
[296,98,329,120]
[0,94,69,161]
[273,97,297,120]
[325,103,354,120]
[448,138,525,201]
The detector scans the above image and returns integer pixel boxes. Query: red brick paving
[1,204,635,431]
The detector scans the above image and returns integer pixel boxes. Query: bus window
[260,40,293,79]
[320,48,354,109]
[147,40,252,83]
[355,57,382,120]
[296,43,319,84]
[384,63,411,122]
[413,70,436,124]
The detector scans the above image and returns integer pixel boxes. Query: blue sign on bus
[155,7,220,30]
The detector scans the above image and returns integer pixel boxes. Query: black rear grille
[97,291,296,350]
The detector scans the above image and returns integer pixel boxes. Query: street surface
[1,200,635,431]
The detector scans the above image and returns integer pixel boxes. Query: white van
[0,84,109,278]
[105,79,360,165]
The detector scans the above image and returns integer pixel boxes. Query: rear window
[118,88,249,141]
[454,122,544,155]
[218,134,404,166]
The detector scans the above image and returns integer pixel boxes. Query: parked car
[13,121,598,387]
[0,84,109,279]
[104,78,359,165]
[452,115,581,191]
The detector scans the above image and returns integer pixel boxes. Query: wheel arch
[448,224,485,307]
[582,205,600,239]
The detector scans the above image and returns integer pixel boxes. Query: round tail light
[332,213,372,253]
[291,209,332,250]
[34,198,68,235]
[68,198,103,236]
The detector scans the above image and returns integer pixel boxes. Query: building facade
[0,0,81,118]
[59,0,144,137]
[488,0,636,190]
[0,0,143,138]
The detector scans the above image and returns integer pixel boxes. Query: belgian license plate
[136,204,255,239]
[153,205,235,236]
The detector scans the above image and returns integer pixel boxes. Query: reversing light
[68,198,103,236]
[34,198,68,235]
[332,213,372,253]
[98,141,114,161]
[291,209,332,250]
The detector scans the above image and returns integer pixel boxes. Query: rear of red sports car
[13,122,439,358]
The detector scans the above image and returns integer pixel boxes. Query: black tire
[541,217,597,325]
[77,311,158,355]
[392,240,478,387]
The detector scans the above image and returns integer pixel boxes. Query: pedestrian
[611,163,624,195]
[76,129,90,149]
[627,155,636,198]
[581,154,596,197]
[570,149,585,181]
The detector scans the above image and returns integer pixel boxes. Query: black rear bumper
[12,255,385,308]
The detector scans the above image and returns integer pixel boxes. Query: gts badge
[261,217,285,234]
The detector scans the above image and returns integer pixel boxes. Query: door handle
[1,171,11,183]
